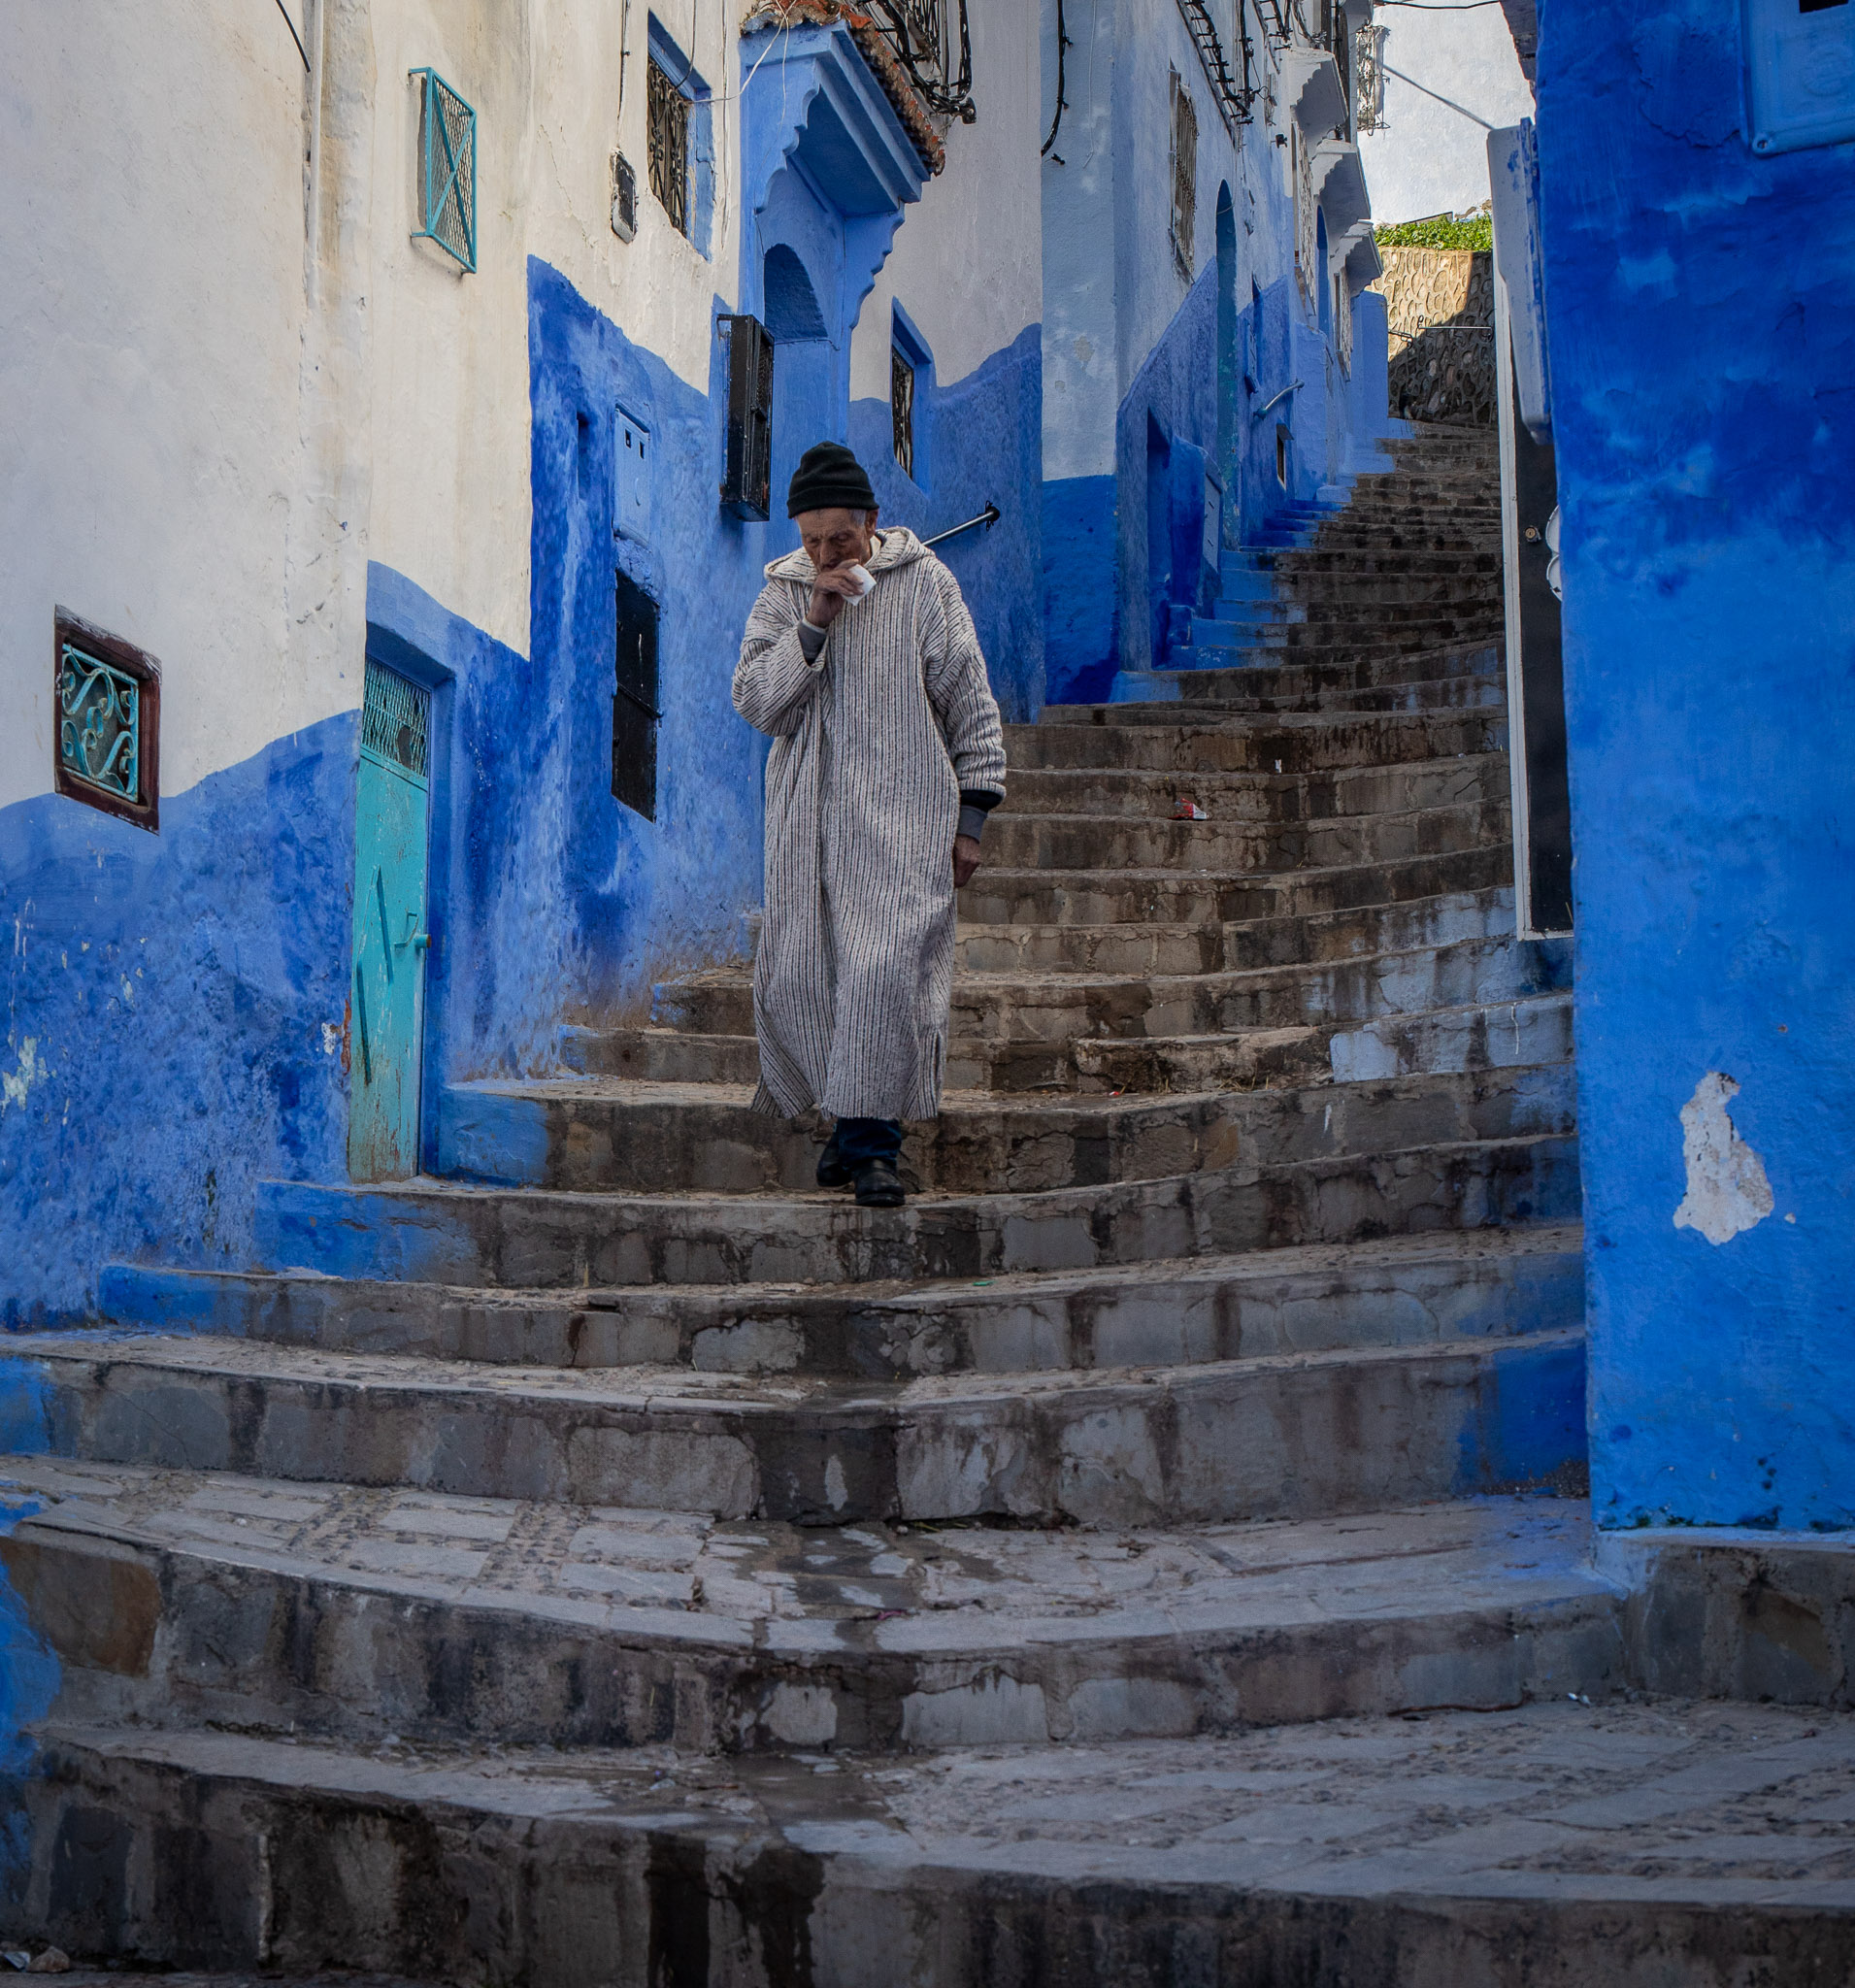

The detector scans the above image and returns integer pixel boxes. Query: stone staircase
[3,429,1844,1981]
[1138,423,1505,696]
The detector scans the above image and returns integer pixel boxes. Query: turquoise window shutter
[410,68,477,270]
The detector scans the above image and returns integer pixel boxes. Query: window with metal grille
[647,53,691,238]
[613,571,660,821]
[1170,73,1198,279]
[891,347,915,480]
[411,69,476,271]
[719,314,774,520]
[53,610,160,832]
[361,660,431,779]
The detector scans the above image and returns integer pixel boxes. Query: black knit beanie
[786,442,877,518]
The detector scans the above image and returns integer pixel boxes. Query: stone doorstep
[14,1706,1854,1986]
[97,1224,1587,1376]
[235,1129,1582,1292]
[0,1473,1618,1753]
[4,1325,1590,1525]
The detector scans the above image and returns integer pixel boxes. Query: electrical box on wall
[1744,0,1855,154]
[613,404,651,543]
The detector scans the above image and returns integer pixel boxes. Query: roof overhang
[1312,138,1370,238]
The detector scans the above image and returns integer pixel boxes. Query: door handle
[395,911,430,953]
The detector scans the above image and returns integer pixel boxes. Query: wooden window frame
[53,608,160,834]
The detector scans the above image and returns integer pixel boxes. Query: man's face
[795,507,878,573]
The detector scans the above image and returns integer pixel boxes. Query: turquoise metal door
[348,661,431,1180]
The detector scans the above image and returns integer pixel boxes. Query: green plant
[1375,214,1493,251]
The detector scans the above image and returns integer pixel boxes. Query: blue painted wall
[1536,1,1855,1529]
[0,252,1043,1325]
[849,323,1045,721]
[0,719,354,1326]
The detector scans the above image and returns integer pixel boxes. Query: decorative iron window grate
[1170,73,1199,279]
[1354,22,1386,133]
[866,0,976,122]
[647,54,691,239]
[719,315,775,521]
[361,659,431,779]
[412,69,476,271]
[53,611,160,832]
[891,347,916,480]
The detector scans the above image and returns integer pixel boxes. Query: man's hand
[952,834,982,890]
[805,566,863,632]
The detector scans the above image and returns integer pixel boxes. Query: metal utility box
[613,404,652,544]
[1744,0,1855,154]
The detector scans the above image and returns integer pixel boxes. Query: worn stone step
[1010,707,1506,770]
[1069,997,1571,1097]
[1331,992,1575,1083]
[9,1321,1588,1525]
[235,1129,1579,1294]
[995,753,1508,824]
[28,1700,1852,1986]
[432,1053,1572,1196]
[558,1022,761,1083]
[942,798,1509,880]
[1164,671,1504,717]
[656,925,1549,1051]
[960,840,1513,929]
[1168,646,1504,707]
[957,884,1516,977]
[100,1224,1584,1378]
[3,1468,1614,1757]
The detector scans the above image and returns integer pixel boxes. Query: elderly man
[733,442,1007,1208]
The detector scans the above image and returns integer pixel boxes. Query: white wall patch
[1673,1072,1774,1245]
[1,1038,44,1114]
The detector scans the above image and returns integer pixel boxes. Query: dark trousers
[831,1116,903,1165]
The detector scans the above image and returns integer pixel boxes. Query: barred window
[1170,72,1198,279]
[647,54,691,238]
[892,346,915,480]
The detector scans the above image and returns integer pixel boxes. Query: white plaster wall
[361,0,744,665]
[850,0,1043,398]
[1356,7,1532,224]
[0,0,343,811]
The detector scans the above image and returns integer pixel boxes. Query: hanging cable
[271,0,310,71]
[1042,0,1069,155]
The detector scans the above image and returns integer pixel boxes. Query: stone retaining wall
[1370,247,1496,427]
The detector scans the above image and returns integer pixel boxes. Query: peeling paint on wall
[1673,1073,1774,1246]
[0,1040,42,1114]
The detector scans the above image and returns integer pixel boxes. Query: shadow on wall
[1375,247,1497,426]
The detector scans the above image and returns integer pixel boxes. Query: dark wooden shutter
[613,570,660,821]
[719,314,774,520]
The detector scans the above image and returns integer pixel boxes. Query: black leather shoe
[816,1131,853,1189]
[852,1157,906,1208]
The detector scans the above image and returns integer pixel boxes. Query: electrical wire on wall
[271,0,310,70]
[1043,0,1068,155]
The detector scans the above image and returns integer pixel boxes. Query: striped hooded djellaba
[732,526,1007,1124]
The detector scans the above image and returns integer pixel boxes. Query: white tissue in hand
[844,563,876,598]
